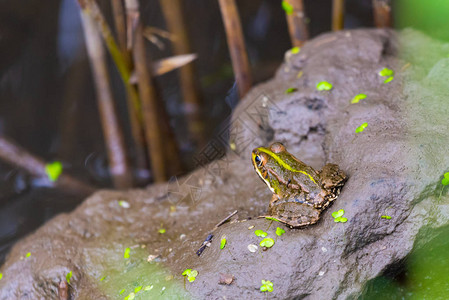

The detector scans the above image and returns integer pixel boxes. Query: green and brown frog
[252,142,347,228]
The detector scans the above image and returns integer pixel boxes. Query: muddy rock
[1,28,449,299]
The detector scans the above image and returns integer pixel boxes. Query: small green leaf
[260,280,274,292]
[119,288,126,295]
[190,270,198,277]
[335,217,348,223]
[291,46,300,54]
[444,172,449,179]
[332,209,344,218]
[381,215,392,219]
[158,228,166,234]
[100,276,106,281]
[66,271,72,284]
[383,76,394,83]
[45,161,63,182]
[254,230,267,237]
[379,67,394,77]
[134,286,142,293]
[355,122,368,133]
[124,247,131,259]
[351,93,367,104]
[442,178,449,186]
[265,216,280,222]
[282,0,294,15]
[275,227,286,236]
[124,292,135,300]
[26,252,31,258]
[183,269,198,283]
[316,81,333,91]
[0,273,3,280]
[220,238,227,249]
[285,87,298,94]
[182,269,192,276]
[260,238,275,248]
[143,285,153,291]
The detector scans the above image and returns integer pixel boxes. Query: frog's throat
[256,147,318,185]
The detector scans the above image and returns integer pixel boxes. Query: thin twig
[213,210,238,230]
[126,0,166,182]
[80,10,132,188]
[284,0,309,47]
[218,0,252,98]
[159,0,205,146]
[76,0,148,175]
[332,0,345,31]
[0,136,95,195]
[111,0,130,65]
[372,0,392,28]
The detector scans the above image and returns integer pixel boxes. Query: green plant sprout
[316,81,333,91]
[255,230,268,237]
[260,280,274,292]
[220,237,227,249]
[332,209,347,223]
[134,286,142,293]
[119,289,125,295]
[351,93,367,104]
[438,172,449,200]
[100,276,106,281]
[285,87,298,94]
[26,252,31,258]
[124,292,135,300]
[379,67,394,77]
[355,122,368,133]
[276,227,286,236]
[158,228,166,234]
[260,238,275,248]
[381,215,392,219]
[291,46,300,54]
[66,271,73,284]
[384,76,394,83]
[124,247,131,259]
[182,269,198,283]
[282,0,294,15]
[45,161,63,182]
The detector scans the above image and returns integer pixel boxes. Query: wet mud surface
[1,28,449,299]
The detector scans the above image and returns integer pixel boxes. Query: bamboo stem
[372,0,392,28]
[126,0,166,182]
[284,0,309,47]
[159,0,205,146]
[0,136,95,195]
[218,0,252,98]
[332,0,345,31]
[77,0,148,174]
[80,11,132,188]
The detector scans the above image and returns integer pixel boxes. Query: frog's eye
[270,142,286,153]
[254,155,262,166]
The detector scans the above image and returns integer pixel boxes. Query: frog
[252,142,347,228]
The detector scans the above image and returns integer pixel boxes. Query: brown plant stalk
[332,0,345,31]
[372,0,392,28]
[284,0,309,47]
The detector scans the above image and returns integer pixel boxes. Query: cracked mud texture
[1,28,449,299]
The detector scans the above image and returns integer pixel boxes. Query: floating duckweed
[442,172,449,186]
[285,87,298,94]
[379,67,394,77]
[316,81,333,91]
[275,227,286,236]
[118,200,130,208]
[384,76,394,83]
[26,252,31,258]
[355,122,368,133]
[45,161,63,182]
[124,247,131,259]
[119,289,126,295]
[260,238,275,248]
[254,230,268,238]
[282,0,294,15]
[134,286,142,293]
[260,280,274,292]
[66,271,73,284]
[332,209,347,223]
[220,237,227,249]
[182,269,198,283]
[351,93,367,104]
[291,47,300,54]
[381,215,392,219]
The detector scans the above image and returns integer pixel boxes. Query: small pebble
[319,271,325,276]
[247,244,258,253]
[321,247,327,253]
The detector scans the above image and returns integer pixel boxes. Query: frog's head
[251,142,288,194]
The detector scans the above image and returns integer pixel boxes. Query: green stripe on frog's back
[257,147,318,185]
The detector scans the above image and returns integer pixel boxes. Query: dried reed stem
[218,0,252,98]
[0,136,95,195]
[111,0,128,59]
[372,0,392,28]
[159,0,204,145]
[284,0,309,47]
[80,11,132,188]
[332,0,345,31]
